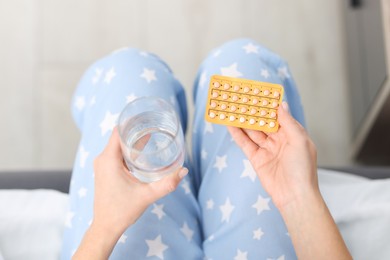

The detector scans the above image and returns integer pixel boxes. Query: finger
[227,126,259,158]
[277,102,305,138]
[146,167,188,202]
[103,127,123,157]
[242,129,268,147]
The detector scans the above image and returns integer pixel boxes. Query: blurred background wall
[0,0,352,170]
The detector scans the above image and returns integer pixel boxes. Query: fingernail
[282,101,289,112]
[178,168,189,179]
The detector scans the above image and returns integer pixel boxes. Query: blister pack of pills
[205,75,284,132]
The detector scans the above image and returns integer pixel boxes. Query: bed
[0,167,389,259]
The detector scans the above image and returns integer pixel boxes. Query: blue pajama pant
[61,38,305,260]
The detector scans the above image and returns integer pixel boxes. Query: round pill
[270,111,276,118]
[273,91,280,97]
[209,112,216,118]
[219,113,226,120]
[243,86,250,93]
[269,121,276,128]
[230,105,237,111]
[240,106,247,113]
[260,110,267,116]
[263,89,270,96]
[239,117,246,123]
[250,108,257,115]
[262,100,268,106]
[224,83,230,90]
[213,82,220,88]
[212,91,218,98]
[259,120,266,126]
[252,98,258,105]
[233,85,240,91]
[253,88,260,94]
[229,115,235,121]
[242,96,249,103]
[220,103,227,110]
[210,101,217,108]
[232,95,239,101]
[222,93,228,100]
[249,118,256,125]
[272,101,278,108]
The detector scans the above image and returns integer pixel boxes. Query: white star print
[240,160,257,182]
[89,96,96,106]
[79,146,89,168]
[139,51,149,57]
[140,68,157,83]
[118,234,128,244]
[267,255,285,260]
[252,195,271,215]
[253,228,264,240]
[206,199,214,209]
[234,249,248,260]
[220,63,243,78]
[200,72,207,88]
[145,235,168,260]
[220,197,235,223]
[180,222,194,241]
[213,155,227,173]
[126,94,138,104]
[104,67,116,84]
[213,49,222,57]
[74,96,85,111]
[77,187,87,198]
[204,122,214,134]
[65,211,75,228]
[181,179,191,194]
[92,68,103,84]
[278,66,290,80]
[151,203,166,220]
[243,42,259,54]
[99,111,119,136]
[201,149,208,160]
[207,234,215,241]
[261,69,270,79]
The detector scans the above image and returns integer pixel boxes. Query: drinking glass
[118,96,185,183]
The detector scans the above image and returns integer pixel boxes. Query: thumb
[147,167,188,202]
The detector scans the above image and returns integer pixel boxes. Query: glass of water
[117,96,185,183]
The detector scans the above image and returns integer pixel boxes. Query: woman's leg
[61,48,203,259]
[192,38,305,260]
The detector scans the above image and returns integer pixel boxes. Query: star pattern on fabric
[252,195,271,215]
[253,228,264,240]
[243,43,259,54]
[145,235,168,260]
[267,255,285,260]
[140,68,157,83]
[92,68,103,84]
[99,111,119,136]
[139,51,149,57]
[213,155,227,173]
[220,63,243,78]
[206,199,214,210]
[79,146,89,168]
[240,160,257,182]
[77,187,87,198]
[204,122,214,134]
[65,211,75,228]
[89,96,96,106]
[104,67,116,84]
[213,49,222,57]
[261,69,270,79]
[200,72,207,88]
[234,249,248,260]
[74,96,85,111]
[201,149,208,160]
[151,203,166,220]
[180,222,194,241]
[126,93,138,104]
[278,66,290,80]
[181,179,191,194]
[220,197,235,223]
[118,234,128,244]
